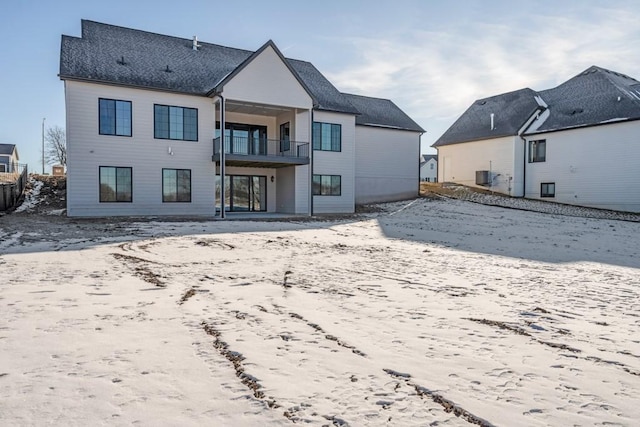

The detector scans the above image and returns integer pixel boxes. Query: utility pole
[42,118,46,174]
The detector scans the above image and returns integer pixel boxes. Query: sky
[1,0,639,173]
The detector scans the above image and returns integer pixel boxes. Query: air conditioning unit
[475,170,490,186]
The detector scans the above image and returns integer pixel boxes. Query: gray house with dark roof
[59,20,423,217]
[433,66,640,213]
[0,144,19,173]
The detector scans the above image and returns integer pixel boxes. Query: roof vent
[490,113,495,130]
[117,56,126,65]
[192,36,201,51]
[164,65,172,73]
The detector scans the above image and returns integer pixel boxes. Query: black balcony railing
[213,137,309,159]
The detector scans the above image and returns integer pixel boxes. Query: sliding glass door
[215,175,267,212]
[215,122,267,155]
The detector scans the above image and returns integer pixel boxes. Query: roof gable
[214,41,313,109]
[211,41,314,101]
[433,88,540,147]
[530,66,640,133]
[341,93,424,132]
[0,143,17,157]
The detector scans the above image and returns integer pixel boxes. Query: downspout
[418,131,425,187]
[518,108,542,199]
[520,135,526,198]
[219,94,226,219]
[310,109,314,216]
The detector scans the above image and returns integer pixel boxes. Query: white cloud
[323,5,640,148]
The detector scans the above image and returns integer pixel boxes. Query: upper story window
[99,99,132,136]
[312,122,341,152]
[529,139,546,163]
[154,105,198,141]
[430,163,434,170]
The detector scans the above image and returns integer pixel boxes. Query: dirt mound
[17,174,67,215]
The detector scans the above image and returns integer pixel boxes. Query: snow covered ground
[1,194,639,426]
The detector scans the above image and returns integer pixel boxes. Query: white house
[433,66,640,213]
[419,154,437,182]
[0,144,19,173]
[59,20,424,217]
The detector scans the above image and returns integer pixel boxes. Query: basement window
[541,182,555,198]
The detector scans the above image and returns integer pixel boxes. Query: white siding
[223,46,312,109]
[65,81,216,217]
[295,165,310,214]
[312,111,356,214]
[276,166,296,213]
[437,136,522,196]
[355,126,420,204]
[525,120,640,212]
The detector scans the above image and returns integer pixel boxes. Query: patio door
[216,175,267,212]
[216,122,267,155]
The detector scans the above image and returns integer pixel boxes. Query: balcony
[212,136,310,168]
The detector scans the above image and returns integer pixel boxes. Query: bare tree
[45,126,66,167]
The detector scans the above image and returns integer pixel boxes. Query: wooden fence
[0,164,28,211]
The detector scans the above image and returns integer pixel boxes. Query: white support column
[219,96,226,219]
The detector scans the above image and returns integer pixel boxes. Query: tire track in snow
[384,369,496,427]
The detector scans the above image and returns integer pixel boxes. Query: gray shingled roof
[341,93,424,132]
[531,66,640,134]
[421,154,437,162]
[0,143,16,156]
[59,20,359,114]
[433,66,640,147]
[433,88,540,147]
[289,61,359,115]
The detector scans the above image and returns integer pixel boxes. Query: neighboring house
[59,20,424,217]
[433,66,640,213]
[419,154,437,182]
[0,143,19,173]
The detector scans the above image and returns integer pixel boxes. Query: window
[154,105,198,141]
[99,166,132,202]
[313,122,341,151]
[163,169,191,202]
[529,139,546,163]
[541,182,555,198]
[312,174,341,196]
[280,122,290,152]
[99,99,132,136]
[430,163,434,170]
